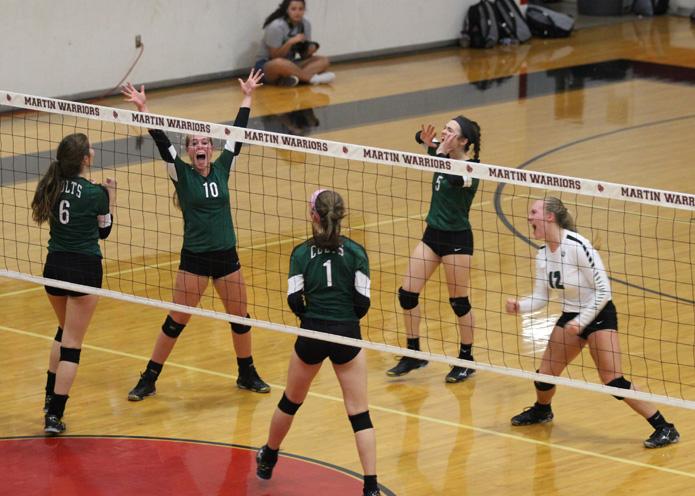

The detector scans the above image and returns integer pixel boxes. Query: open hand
[120,82,148,112]
[239,68,264,96]
[420,124,436,148]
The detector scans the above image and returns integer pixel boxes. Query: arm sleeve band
[287,291,306,316]
[147,129,177,163]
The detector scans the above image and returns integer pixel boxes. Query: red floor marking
[1,437,365,496]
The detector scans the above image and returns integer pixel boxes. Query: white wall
[1,0,477,99]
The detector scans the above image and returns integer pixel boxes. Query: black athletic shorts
[179,248,241,279]
[422,226,474,257]
[555,300,618,339]
[43,251,103,297]
[254,59,268,81]
[295,318,362,365]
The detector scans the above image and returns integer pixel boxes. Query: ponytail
[31,161,63,224]
[31,133,89,224]
[544,196,576,232]
[311,190,345,250]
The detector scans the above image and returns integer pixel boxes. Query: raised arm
[224,69,264,157]
[121,82,179,168]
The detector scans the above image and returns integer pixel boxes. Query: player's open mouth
[196,153,206,161]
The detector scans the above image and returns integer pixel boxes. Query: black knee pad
[607,376,631,400]
[534,380,556,392]
[534,369,556,391]
[60,346,81,364]
[278,392,302,416]
[449,296,471,317]
[54,326,63,342]
[162,315,186,338]
[348,410,373,433]
[398,287,419,310]
[231,314,251,335]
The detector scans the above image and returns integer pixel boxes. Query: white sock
[309,72,336,85]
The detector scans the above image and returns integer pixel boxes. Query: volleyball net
[1,90,694,408]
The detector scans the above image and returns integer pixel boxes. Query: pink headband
[310,188,328,222]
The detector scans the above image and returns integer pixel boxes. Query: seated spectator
[255,0,335,87]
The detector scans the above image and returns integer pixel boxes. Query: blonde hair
[544,196,575,231]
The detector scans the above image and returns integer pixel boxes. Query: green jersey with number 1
[288,236,370,322]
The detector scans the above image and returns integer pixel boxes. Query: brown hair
[31,133,89,224]
[312,190,345,250]
[544,196,575,231]
[453,115,481,160]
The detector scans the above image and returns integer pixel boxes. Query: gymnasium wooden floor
[1,16,694,496]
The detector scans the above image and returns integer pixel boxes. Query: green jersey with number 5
[48,177,109,257]
[424,146,479,232]
[288,236,370,321]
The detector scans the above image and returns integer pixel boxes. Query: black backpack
[460,0,499,49]
[526,5,575,38]
[493,0,532,43]
[632,0,669,15]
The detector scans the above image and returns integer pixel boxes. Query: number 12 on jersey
[548,270,564,289]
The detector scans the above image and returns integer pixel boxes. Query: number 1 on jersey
[323,260,333,287]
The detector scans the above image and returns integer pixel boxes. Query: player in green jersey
[31,132,117,435]
[120,70,269,402]
[387,116,482,384]
[256,190,380,496]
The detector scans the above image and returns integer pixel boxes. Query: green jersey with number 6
[288,236,370,322]
[48,177,109,257]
